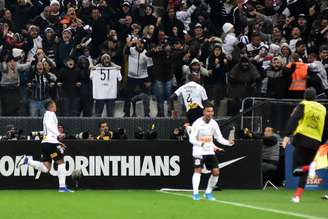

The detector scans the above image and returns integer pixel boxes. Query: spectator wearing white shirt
[222,22,239,59]
[124,38,152,117]
[175,0,199,31]
[90,53,122,117]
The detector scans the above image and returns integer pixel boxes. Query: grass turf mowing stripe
[158,190,327,219]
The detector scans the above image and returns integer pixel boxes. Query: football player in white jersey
[189,103,234,200]
[17,100,73,192]
[169,72,208,125]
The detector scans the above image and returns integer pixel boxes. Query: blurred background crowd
[0,0,328,118]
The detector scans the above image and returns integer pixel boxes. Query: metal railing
[240,97,328,133]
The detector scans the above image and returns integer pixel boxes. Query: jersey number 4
[187,94,193,103]
[100,69,110,81]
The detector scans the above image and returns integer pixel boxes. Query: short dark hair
[203,102,214,109]
[98,121,108,128]
[251,32,261,39]
[295,40,305,48]
[304,87,316,101]
[44,99,55,109]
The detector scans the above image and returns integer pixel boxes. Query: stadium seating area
[0,0,328,118]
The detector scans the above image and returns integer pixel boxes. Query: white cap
[190,58,200,65]
[101,53,111,61]
[50,0,60,6]
[44,27,55,33]
[28,25,39,32]
[62,28,72,34]
[222,23,234,34]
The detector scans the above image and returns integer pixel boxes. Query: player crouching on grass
[189,103,234,201]
[17,100,73,192]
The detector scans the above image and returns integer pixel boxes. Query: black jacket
[57,67,82,98]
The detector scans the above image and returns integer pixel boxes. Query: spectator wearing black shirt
[57,56,82,116]
[146,43,186,117]
[88,7,107,58]
[32,6,54,33]
[10,0,37,32]
[138,5,157,28]
[1,8,16,31]
[57,28,74,68]
[295,40,307,63]
[227,56,261,115]
[161,7,185,39]
[205,44,228,111]
[77,55,93,117]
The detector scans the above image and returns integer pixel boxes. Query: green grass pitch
[0,189,327,219]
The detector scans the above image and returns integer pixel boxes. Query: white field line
[157,190,327,219]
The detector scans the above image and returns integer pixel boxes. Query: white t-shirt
[174,81,208,111]
[42,111,60,144]
[189,117,232,156]
[90,67,122,100]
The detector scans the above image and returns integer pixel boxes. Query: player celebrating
[282,87,328,203]
[189,103,234,201]
[169,72,208,124]
[17,100,73,192]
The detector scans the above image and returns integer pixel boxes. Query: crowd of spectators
[1,0,328,117]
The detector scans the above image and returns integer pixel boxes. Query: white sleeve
[176,5,196,21]
[186,5,197,17]
[174,86,182,96]
[117,70,122,82]
[189,123,202,146]
[201,87,208,101]
[46,113,60,137]
[90,69,96,79]
[213,122,231,146]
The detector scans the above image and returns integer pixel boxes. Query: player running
[189,103,234,201]
[169,72,208,125]
[17,100,73,192]
[282,87,328,203]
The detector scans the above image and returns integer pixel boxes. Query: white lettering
[155,156,169,176]
[170,156,180,176]
[75,156,89,176]
[121,156,134,176]
[96,156,109,176]
[109,156,120,176]
[134,156,140,176]
[0,156,15,176]
[0,155,181,177]
[89,156,95,176]
[141,156,155,176]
